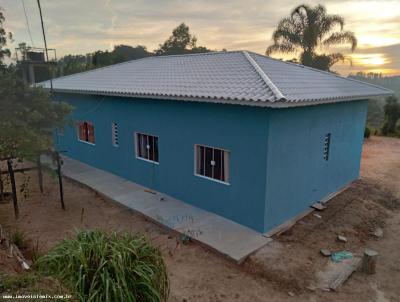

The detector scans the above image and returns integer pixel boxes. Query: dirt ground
[0,136,399,302]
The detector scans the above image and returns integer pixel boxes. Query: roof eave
[47,87,393,108]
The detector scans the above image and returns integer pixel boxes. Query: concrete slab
[61,156,272,263]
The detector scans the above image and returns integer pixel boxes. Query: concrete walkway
[60,156,271,263]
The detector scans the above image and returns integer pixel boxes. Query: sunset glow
[1,0,399,76]
[350,54,389,66]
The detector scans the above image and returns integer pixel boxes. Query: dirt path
[361,136,400,197]
[0,136,399,302]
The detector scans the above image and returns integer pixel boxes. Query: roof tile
[39,50,392,107]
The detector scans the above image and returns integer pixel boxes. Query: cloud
[332,44,400,76]
[1,0,399,75]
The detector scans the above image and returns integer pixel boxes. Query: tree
[112,45,150,63]
[0,71,72,160]
[92,50,115,67]
[0,9,71,160]
[381,96,400,137]
[57,45,151,76]
[266,4,357,71]
[395,119,400,136]
[0,8,13,70]
[155,23,212,55]
[58,54,94,76]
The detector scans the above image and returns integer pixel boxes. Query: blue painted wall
[55,93,367,233]
[264,100,368,231]
[55,93,270,232]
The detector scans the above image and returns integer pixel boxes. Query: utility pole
[37,0,53,92]
[37,0,60,146]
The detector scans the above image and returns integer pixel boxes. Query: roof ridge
[147,50,242,59]
[242,51,286,102]
[246,51,394,94]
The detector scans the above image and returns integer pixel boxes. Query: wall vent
[112,122,119,146]
[323,133,331,161]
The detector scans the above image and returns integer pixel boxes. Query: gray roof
[40,50,392,107]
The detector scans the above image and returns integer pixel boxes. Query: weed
[9,229,26,249]
[31,238,41,263]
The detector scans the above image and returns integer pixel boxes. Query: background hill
[348,73,400,128]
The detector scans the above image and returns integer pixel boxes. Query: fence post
[56,152,65,210]
[6,159,19,219]
[0,164,4,201]
[37,156,44,193]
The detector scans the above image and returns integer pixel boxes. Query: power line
[21,0,34,46]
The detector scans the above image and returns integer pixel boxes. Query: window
[195,145,229,183]
[77,121,95,144]
[323,133,331,161]
[111,122,119,147]
[136,133,159,163]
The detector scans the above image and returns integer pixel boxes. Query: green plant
[0,271,72,301]
[1,272,38,290]
[395,118,400,137]
[36,230,169,302]
[9,229,26,249]
[364,126,371,139]
[31,238,41,264]
[381,96,400,136]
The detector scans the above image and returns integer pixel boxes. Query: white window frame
[194,144,230,185]
[134,132,159,164]
[111,122,119,147]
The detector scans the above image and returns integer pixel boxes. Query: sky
[1,0,400,76]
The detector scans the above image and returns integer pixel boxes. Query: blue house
[43,51,391,233]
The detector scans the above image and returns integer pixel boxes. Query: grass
[36,230,169,302]
[9,229,27,249]
[0,271,72,301]
[0,272,38,290]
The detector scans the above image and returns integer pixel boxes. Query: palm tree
[266,4,357,71]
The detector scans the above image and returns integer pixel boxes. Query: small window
[195,145,229,183]
[136,133,159,163]
[111,122,119,147]
[77,121,95,144]
[323,133,331,161]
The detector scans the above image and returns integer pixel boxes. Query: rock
[313,213,322,219]
[320,248,331,257]
[337,235,347,243]
[373,228,383,238]
[312,203,326,211]
[288,291,295,297]
[306,285,317,292]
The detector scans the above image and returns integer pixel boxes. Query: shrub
[364,126,371,139]
[395,119,400,137]
[381,96,400,136]
[36,230,169,302]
